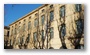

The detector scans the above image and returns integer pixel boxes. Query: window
[60,6,65,18]
[27,34,30,43]
[50,27,54,39]
[50,11,54,21]
[42,9,45,13]
[34,19,38,27]
[33,32,37,42]
[28,21,31,29]
[76,19,83,34]
[7,31,9,36]
[75,4,82,12]
[41,30,44,40]
[60,24,66,38]
[29,16,31,19]
[41,15,45,25]
[35,13,38,16]
[50,5,53,8]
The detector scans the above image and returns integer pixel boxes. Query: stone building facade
[8,4,84,49]
[4,26,10,49]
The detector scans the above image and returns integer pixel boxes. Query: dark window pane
[76,19,83,34]
[10,40,12,46]
[50,11,54,21]
[50,5,53,8]
[61,24,66,38]
[75,4,82,12]
[7,31,9,36]
[42,9,45,13]
[41,30,44,39]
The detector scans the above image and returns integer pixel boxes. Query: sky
[4,4,42,26]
